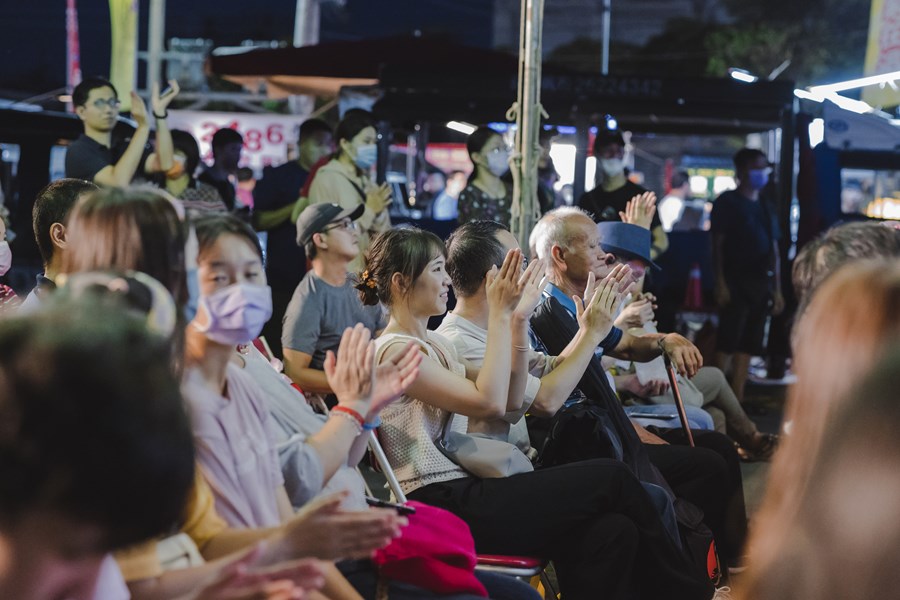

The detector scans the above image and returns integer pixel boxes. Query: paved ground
[740,379,788,516]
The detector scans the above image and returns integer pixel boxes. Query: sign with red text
[167,110,310,175]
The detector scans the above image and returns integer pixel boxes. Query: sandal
[735,433,778,462]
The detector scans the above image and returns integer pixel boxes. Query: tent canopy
[208,35,522,98]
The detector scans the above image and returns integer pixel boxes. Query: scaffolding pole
[508,0,546,251]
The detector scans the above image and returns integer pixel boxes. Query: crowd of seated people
[4,99,900,600]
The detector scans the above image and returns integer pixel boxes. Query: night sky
[0,0,493,95]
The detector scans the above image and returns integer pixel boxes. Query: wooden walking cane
[663,353,695,447]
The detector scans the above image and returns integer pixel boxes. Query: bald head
[530,206,596,261]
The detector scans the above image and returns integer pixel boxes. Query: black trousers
[408,459,711,600]
[646,429,747,564]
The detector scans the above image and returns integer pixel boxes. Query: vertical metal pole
[291,0,319,115]
[601,0,611,75]
[147,0,165,91]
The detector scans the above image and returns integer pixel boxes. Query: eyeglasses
[323,220,359,233]
[91,98,121,110]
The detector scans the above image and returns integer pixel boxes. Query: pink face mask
[192,283,273,345]
[0,242,12,276]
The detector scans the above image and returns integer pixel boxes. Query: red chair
[366,430,559,598]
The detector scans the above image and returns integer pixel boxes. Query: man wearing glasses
[66,77,179,186]
[281,203,386,406]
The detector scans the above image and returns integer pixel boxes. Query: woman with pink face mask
[0,216,21,314]
[457,127,512,227]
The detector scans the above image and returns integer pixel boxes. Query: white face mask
[599,158,624,177]
[0,241,11,276]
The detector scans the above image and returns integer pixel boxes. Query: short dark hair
[671,170,690,189]
[593,129,625,156]
[357,227,446,307]
[446,220,508,298]
[733,147,767,172]
[210,128,244,154]
[170,129,201,176]
[299,118,332,143]
[0,303,194,551]
[32,178,98,266]
[335,110,375,158]
[194,213,263,261]
[72,77,117,108]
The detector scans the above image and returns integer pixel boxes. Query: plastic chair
[366,430,559,599]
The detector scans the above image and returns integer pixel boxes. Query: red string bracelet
[332,405,365,427]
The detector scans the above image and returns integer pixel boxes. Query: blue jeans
[624,404,715,431]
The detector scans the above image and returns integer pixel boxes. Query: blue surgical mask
[748,169,769,191]
[354,144,378,170]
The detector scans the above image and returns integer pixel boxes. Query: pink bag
[372,501,488,597]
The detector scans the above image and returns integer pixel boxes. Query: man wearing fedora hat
[282,203,386,401]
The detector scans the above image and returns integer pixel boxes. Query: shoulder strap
[337,172,367,202]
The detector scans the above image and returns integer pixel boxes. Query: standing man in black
[711,148,784,406]
[66,77,178,186]
[578,129,669,261]
[253,118,334,358]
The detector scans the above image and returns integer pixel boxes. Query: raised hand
[619,191,657,230]
[658,333,703,378]
[369,339,422,416]
[323,324,376,412]
[151,79,180,115]
[485,249,526,317]
[274,492,406,561]
[129,91,149,128]
[513,257,548,319]
[574,264,633,340]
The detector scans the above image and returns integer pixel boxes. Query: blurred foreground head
[0,298,194,600]
[741,346,900,600]
[741,259,900,599]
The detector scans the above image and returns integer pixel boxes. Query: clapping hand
[513,257,548,320]
[574,264,633,340]
[486,249,527,318]
[619,191,657,230]
[323,324,376,412]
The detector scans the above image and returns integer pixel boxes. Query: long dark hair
[357,227,446,307]
[465,126,501,184]
[335,109,375,161]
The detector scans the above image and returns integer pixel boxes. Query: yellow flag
[862,0,900,107]
[108,0,138,110]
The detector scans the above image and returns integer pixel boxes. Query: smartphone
[628,411,679,420]
[365,496,417,516]
[159,85,175,101]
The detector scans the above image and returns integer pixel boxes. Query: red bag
[372,501,488,597]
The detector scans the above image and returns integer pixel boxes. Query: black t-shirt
[710,190,780,277]
[65,134,153,183]
[253,161,309,292]
[577,180,662,229]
